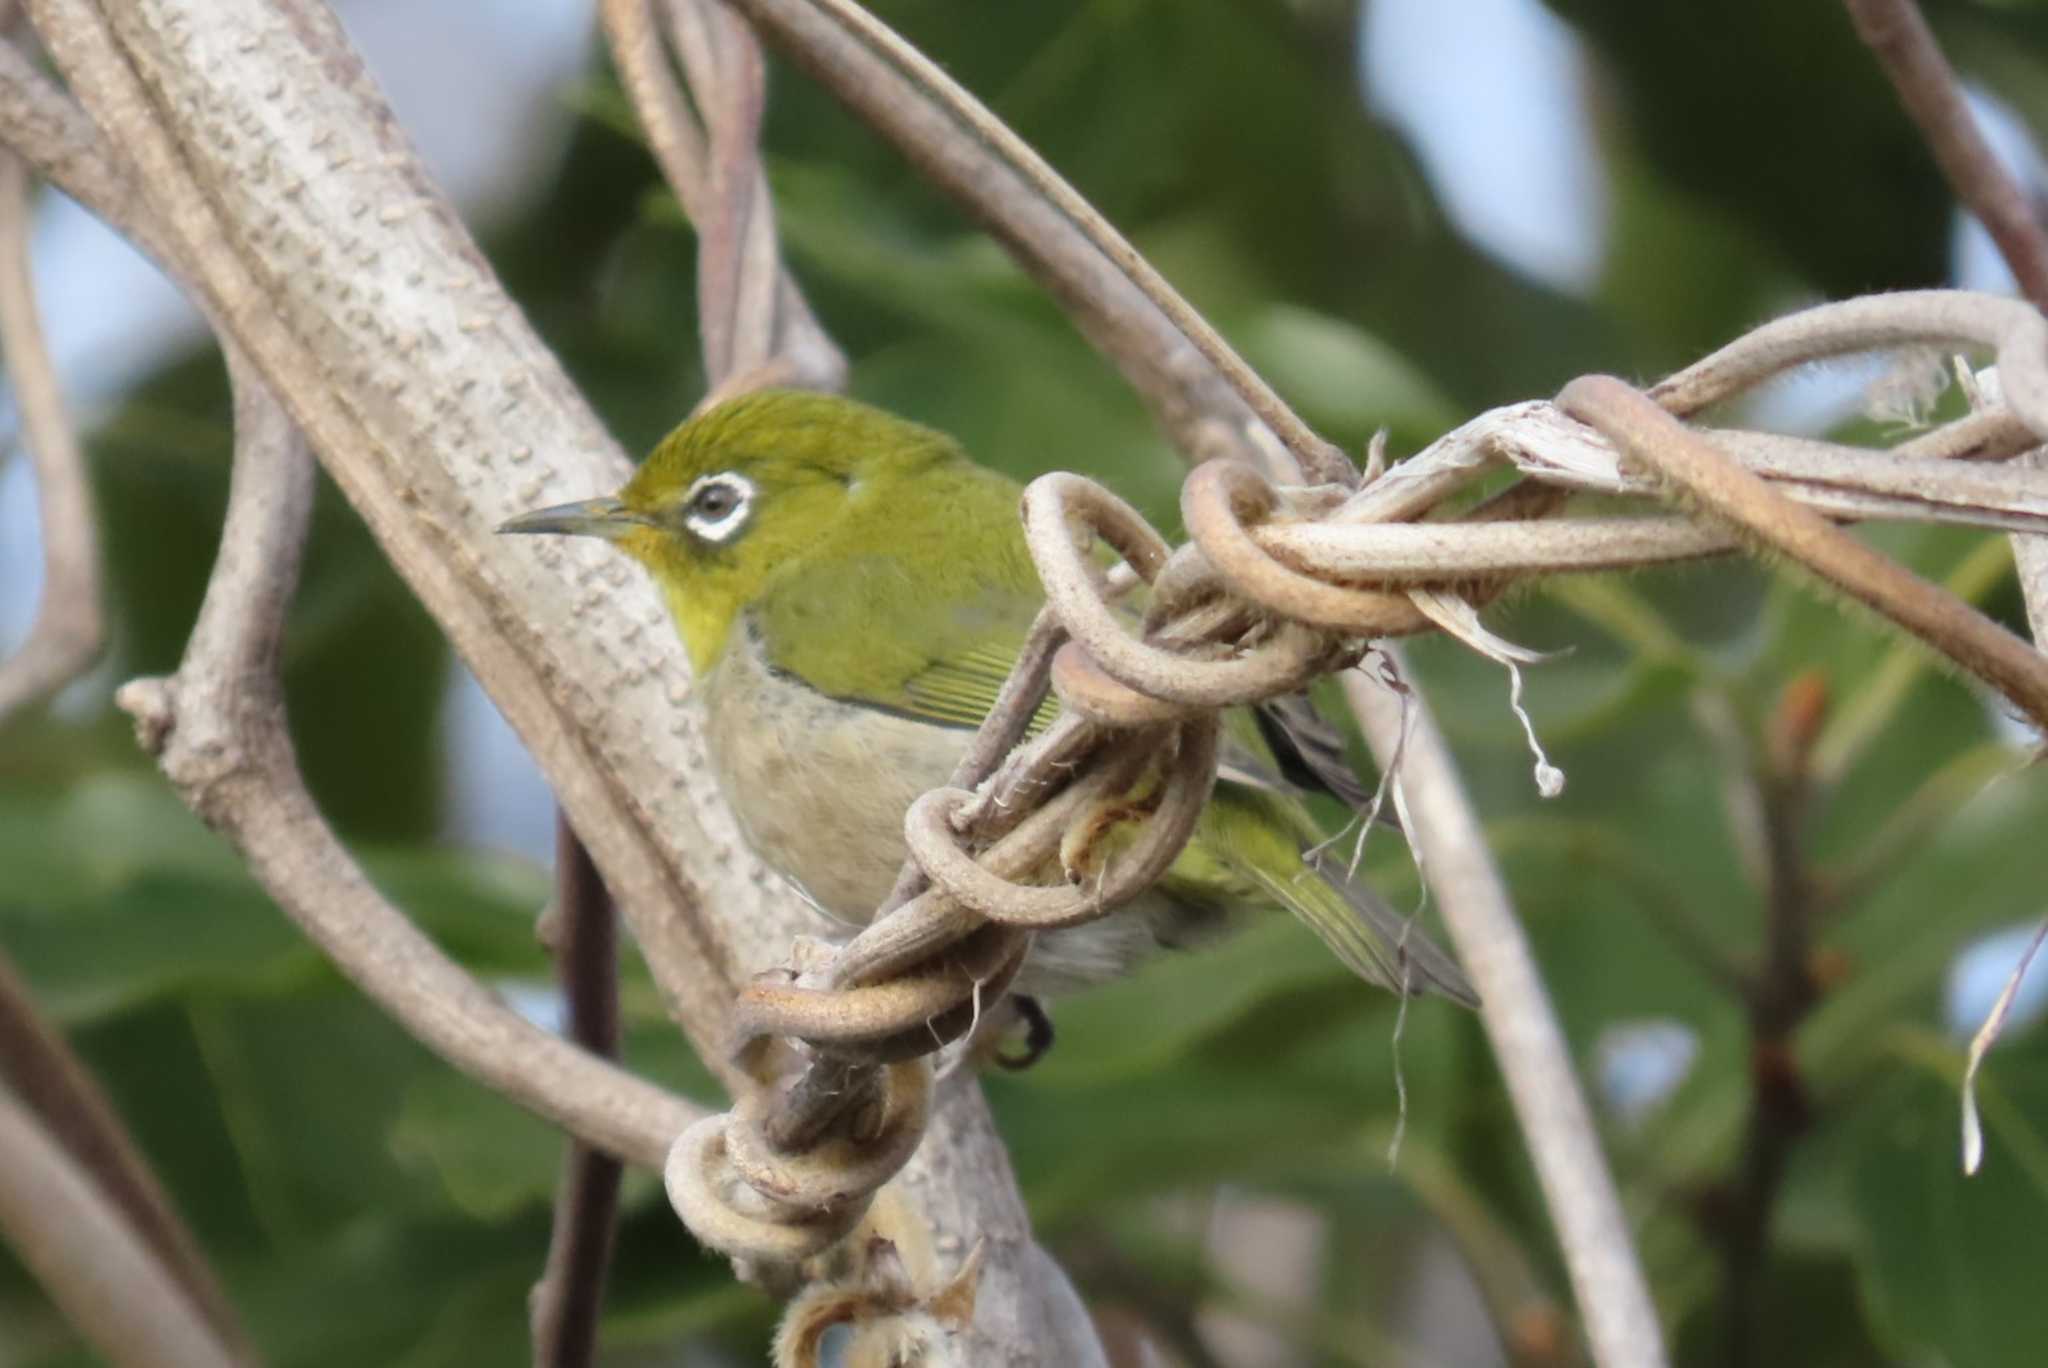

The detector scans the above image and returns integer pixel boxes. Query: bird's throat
[659,579,736,677]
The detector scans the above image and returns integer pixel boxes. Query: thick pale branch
[28,0,765,1055]
[0,36,172,262]
[0,1085,236,1368]
[1345,664,1670,1368]
[20,1,1093,1357]
[114,348,703,1170]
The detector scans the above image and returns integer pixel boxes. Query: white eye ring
[681,471,755,544]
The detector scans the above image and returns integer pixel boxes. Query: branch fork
[8,0,2048,1365]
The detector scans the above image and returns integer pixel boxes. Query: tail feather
[1179,779,1480,1008]
[1246,856,1480,1009]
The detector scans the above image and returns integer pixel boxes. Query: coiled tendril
[669,290,2048,1266]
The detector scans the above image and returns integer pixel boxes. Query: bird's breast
[698,618,1197,996]
[700,622,966,923]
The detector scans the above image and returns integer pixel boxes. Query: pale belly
[702,622,960,919]
[700,624,1173,993]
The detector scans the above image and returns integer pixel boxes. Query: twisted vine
[667,289,2048,1266]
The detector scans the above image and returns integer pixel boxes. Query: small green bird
[501,391,1474,1007]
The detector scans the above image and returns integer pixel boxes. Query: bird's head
[499,389,966,672]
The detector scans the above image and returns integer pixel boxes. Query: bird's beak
[496,497,646,540]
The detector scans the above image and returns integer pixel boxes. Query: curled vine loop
[667,289,2048,1269]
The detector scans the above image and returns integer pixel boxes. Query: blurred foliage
[6,1,2048,1365]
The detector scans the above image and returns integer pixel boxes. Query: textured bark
[24,0,1091,1359]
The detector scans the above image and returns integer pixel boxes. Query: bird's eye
[680,472,754,544]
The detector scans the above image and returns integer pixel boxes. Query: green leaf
[227,1215,547,1368]
[997,958,1471,1228]
[0,773,551,1026]
[1237,305,1461,447]
[1548,0,1951,299]
[1025,918,1372,1089]
[387,1016,703,1223]
[1,870,311,1023]
[389,1072,569,1223]
[359,847,550,975]
[184,994,452,1241]
[1671,1253,1897,1368]
[1847,1028,2048,1368]
[0,773,240,901]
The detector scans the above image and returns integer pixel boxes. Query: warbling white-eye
[501,390,1475,1007]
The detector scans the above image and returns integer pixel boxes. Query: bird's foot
[992,994,1055,1071]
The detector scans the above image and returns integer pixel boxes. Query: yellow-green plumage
[502,391,1474,1006]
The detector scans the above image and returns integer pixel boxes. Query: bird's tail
[1242,852,1480,1009]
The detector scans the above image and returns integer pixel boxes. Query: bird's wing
[754,532,1476,1005]
[756,547,1330,787]
[755,550,1059,732]
[900,638,1061,733]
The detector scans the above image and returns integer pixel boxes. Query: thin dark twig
[1714,678,1825,1368]
[530,814,626,1368]
[1840,0,2048,650]
[0,953,251,1356]
[1844,0,2048,311]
